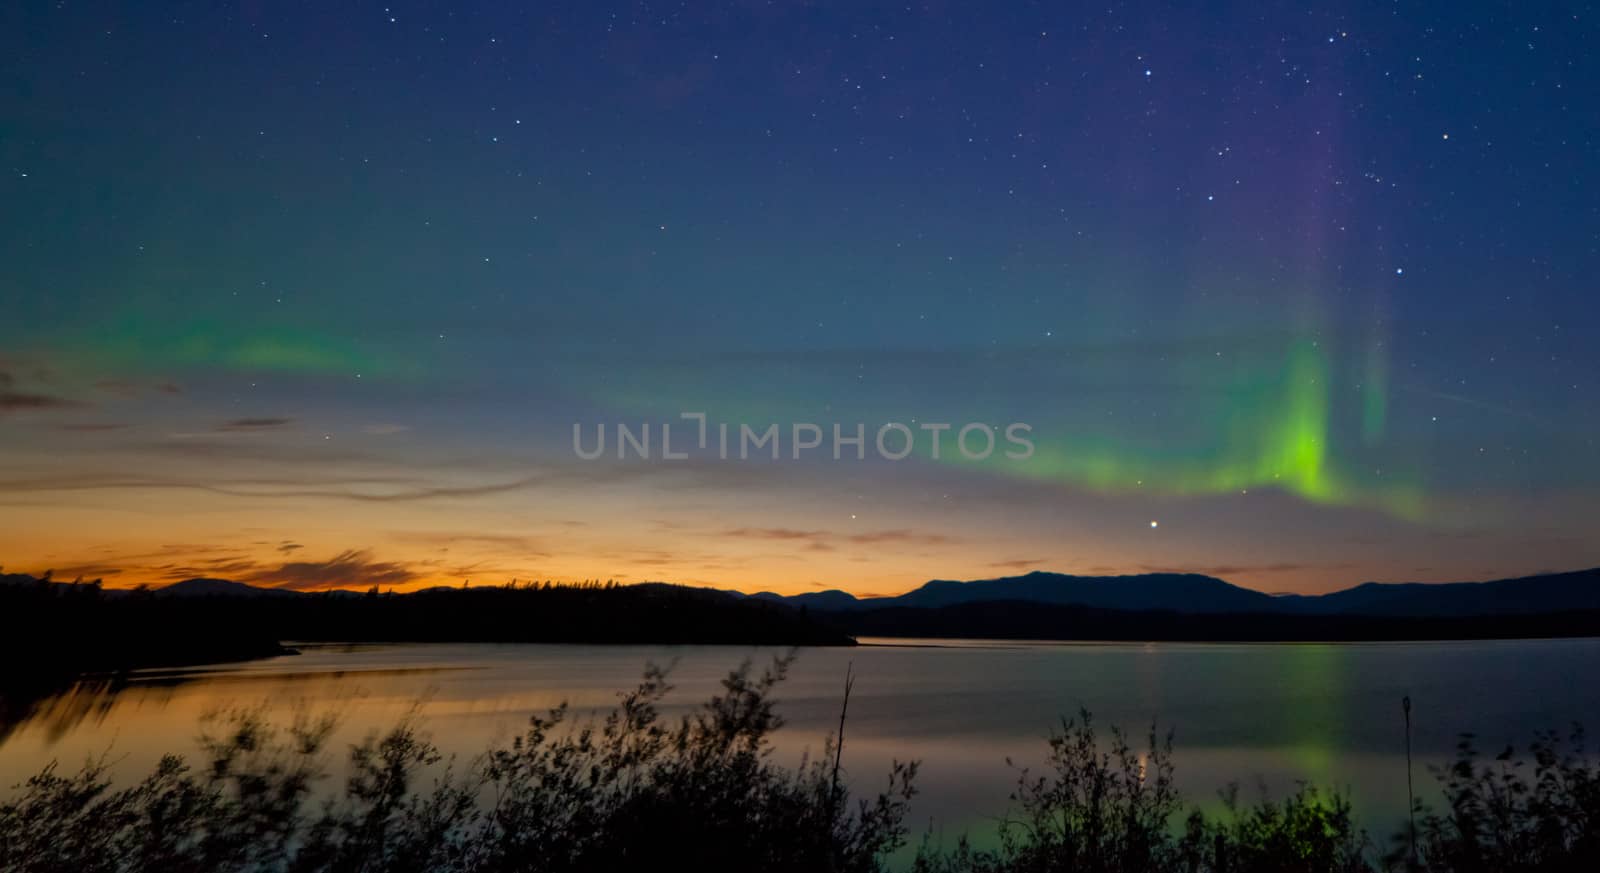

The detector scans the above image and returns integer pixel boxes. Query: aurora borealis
[1,1,1596,596]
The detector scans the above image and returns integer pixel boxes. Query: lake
[4,637,1599,854]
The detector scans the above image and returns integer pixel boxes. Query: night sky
[2,1,1596,596]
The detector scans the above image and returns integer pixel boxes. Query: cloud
[0,366,178,416]
[0,472,540,504]
[57,422,132,432]
[93,379,140,397]
[398,531,548,556]
[39,563,125,580]
[723,527,826,541]
[93,377,183,397]
[843,529,956,547]
[241,549,419,591]
[0,392,76,409]
[0,370,81,412]
[720,525,956,551]
[13,543,286,587]
[217,417,295,432]
[127,436,383,464]
[1136,562,1351,578]
[171,558,266,577]
[988,557,1047,570]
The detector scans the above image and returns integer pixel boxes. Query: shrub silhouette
[909,712,1372,873]
[1404,727,1600,873]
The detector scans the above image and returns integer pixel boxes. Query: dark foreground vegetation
[0,574,853,681]
[2,657,1596,873]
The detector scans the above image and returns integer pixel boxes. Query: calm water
[4,638,1599,850]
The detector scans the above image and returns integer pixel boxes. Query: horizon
[12,562,1596,600]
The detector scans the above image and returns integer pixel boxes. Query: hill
[744,567,1600,619]
[1274,568,1600,616]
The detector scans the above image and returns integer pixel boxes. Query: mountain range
[739,567,1600,618]
[5,566,1598,620]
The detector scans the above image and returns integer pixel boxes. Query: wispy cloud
[844,529,956,546]
[398,531,549,556]
[38,563,125,580]
[241,549,419,591]
[217,417,295,432]
[723,527,825,541]
[0,472,541,503]
[57,422,132,432]
[720,526,957,550]
[0,370,81,412]
[988,557,1047,570]
[92,377,183,397]
[1137,562,1352,578]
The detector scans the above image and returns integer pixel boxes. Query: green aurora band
[595,336,1427,520]
[1000,341,1426,519]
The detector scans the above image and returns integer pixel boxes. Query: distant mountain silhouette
[1272,568,1600,617]
[739,567,1600,619]
[894,572,1276,612]
[731,572,1276,613]
[749,589,865,611]
[157,578,304,598]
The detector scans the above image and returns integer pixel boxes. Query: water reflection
[0,664,473,748]
[2,637,1598,845]
[0,677,132,747]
